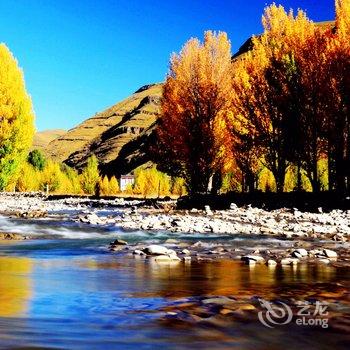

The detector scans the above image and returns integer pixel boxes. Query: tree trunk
[297,162,302,192]
[274,170,285,193]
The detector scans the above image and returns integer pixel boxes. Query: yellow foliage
[109,176,119,195]
[40,160,62,193]
[0,44,35,190]
[99,176,110,196]
[16,163,40,192]
[258,168,276,192]
[134,166,171,197]
[171,177,187,196]
[159,31,233,193]
[80,155,100,195]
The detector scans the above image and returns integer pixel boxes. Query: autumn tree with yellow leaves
[231,5,321,192]
[158,31,233,194]
[230,2,349,193]
[0,44,35,190]
[325,0,350,193]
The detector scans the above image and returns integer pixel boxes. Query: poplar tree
[158,31,233,194]
[0,44,35,190]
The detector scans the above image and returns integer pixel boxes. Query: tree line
[158,0,350,195]
[15,151,186,197]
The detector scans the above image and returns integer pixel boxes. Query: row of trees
[158,0,350,195]
[12,151,186,197]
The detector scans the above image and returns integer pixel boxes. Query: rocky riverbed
[0,192,349,265]
[1,192,350,346]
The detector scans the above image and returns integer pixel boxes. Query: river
[0,215,349,349]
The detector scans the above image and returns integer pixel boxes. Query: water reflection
[0,256,32,317]
[84,257,345,302]
[0,243,348,349]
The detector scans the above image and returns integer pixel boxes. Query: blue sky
[0,0,335,131]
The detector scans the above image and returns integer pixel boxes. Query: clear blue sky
[0,0,334,131]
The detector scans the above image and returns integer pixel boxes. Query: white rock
[181,249,190,255]
[292,248,308,258]
[143,245,170,256]
[323,249,337,258]
[167,249,177,256]
[267,259,277,266]
[230,203,238,211]
[204,205,213,216]
[133,249,145,256]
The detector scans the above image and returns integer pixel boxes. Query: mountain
[33,129,66,150]
[47,21,335,176]
[46,83,162,176]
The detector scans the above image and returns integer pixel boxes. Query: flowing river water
[0,214,349,349]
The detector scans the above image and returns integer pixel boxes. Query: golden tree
[0,44,35,190]
[109,176,119,195]
[80,155,100,195]
[158,31,233,194]
[231,5,322,192]
[99,176,110,196]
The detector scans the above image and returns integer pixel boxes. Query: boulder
[143,244,170,255]
[133,249,146,256]
[292,248,308,258]
[323,249,337,258]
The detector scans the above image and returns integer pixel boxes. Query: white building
[120,175,135,191]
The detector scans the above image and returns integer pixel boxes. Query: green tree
[0,44,35,189]
[27,149,46,171]
[80,155,100,194]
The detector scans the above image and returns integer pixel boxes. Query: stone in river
[143,245,170,256]
[111,238,128,245]
[133,249,146,256]
[323,249,337,258]
[181,249,190,255]
[292,248,308,258]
